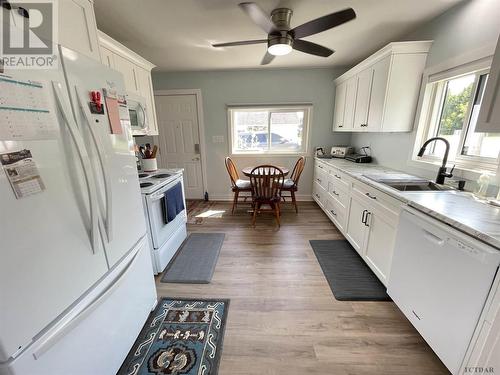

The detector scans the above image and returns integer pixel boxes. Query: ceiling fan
[212,2,356,65]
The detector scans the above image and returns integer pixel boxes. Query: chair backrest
[249,165,285,200]
[225,157,239,188]
[290,156,306,185]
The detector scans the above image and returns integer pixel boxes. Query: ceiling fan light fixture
[267,35,293,56]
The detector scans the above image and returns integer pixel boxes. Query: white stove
[138,169,183,194]
[139,168,187,274]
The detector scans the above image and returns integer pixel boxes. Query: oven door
[127,94,149,133]
[145,177,186,249]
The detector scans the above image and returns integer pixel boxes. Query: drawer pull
[318,165,324,169]
[332,190,339,196]
[330,210,337,216]
[338,124,343,128]
[315,193,320,198]
[365,192,377,200]
[316,178,322,183]
[334,174,341,179]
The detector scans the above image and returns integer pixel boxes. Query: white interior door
[155,93,205,199]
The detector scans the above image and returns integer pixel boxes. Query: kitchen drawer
[312,181,327,208]
[352,180,401,217]
[314,166,328,190]
[325,197,346,232]
[327,176,349,209]
[328,167,350,191]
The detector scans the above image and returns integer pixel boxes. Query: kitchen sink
[362,175,456,192]
[382,181,455,191]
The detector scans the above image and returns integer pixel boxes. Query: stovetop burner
[151,173,171,179]
[138,173,149,178]
[140,182,154,188]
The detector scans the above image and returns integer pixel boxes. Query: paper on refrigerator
[0,75,58,140]
[1,149,45,199]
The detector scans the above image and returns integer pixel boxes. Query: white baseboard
[208,193,313,202]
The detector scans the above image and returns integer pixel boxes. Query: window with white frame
[228,105,311,155]
[414,59,500,172]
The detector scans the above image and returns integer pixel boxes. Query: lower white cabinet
[314,159,401,286]
[345,189,368,254]
[363,203,398,284]
[461,273,500,374]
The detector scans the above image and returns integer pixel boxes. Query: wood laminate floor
[155,200,449,375]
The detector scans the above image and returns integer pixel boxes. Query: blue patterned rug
[118,298,229,375]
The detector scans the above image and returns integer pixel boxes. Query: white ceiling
[94,0,462,72]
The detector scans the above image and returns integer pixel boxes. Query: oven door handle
[151,192,166,202]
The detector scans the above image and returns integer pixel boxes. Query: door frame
[153,89,208,199]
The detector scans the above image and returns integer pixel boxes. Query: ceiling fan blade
[293,39,334,57]
[261,52,275,65]
[291,8,356,39]
[212,39,268,48]
[239,2,277,34]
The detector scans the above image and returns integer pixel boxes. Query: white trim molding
[226,103,313,156]
[407,46,498,181]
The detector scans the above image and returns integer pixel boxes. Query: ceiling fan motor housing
[269,8,293,48]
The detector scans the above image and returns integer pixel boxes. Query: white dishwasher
[387,207,500,374]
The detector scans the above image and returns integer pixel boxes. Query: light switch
[212,135,224,143]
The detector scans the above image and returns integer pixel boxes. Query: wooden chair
[249,165,285,227]
[281,156,306,213]
[225,157,252,214]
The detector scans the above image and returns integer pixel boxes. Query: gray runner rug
[309,239,391,301]
[161,233,225,283]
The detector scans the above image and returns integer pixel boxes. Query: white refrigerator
[0,45,157,374]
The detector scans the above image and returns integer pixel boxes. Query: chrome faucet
[417,137,454,185]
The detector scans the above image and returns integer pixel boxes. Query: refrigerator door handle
[52,81,99,254]
[32,247,142,360]
[75,87,113,243]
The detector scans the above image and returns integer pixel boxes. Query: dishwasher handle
[422,229,445,246]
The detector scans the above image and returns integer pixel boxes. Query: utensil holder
[141,158,157,172]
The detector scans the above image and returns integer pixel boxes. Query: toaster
[331,146,354,158]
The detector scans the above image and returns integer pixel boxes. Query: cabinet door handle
[315,193,320,198]
[330,210,337,216]
[364,212,371,227]
[334,174,341,179]
[338,124,343,128]
[316,178,322,183]
[361,209,368,224]
[332,190,339,196]
[365,192,377,200]
[318,165,324,169]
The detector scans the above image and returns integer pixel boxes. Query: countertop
[315,157,500,249]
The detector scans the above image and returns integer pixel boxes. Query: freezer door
[0,62,108,359]
[60,46,147,268]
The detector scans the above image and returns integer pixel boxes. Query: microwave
[127,93,149,133]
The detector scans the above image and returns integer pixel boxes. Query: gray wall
[152,68,350,199]
[350,0,500,181]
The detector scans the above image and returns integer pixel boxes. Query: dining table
[241,166,290,177]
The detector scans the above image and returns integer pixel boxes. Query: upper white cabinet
[333,41,432,133]
[98,31,159,136]
[59,0,100,61]
[476,36,500,132]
